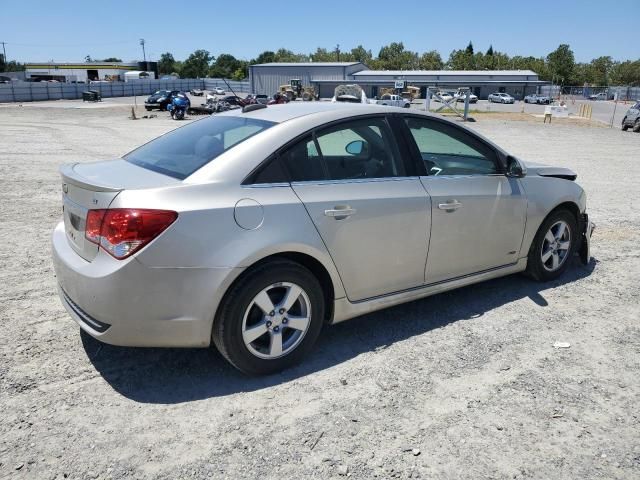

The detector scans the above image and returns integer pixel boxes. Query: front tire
[212,259,325,375]
[525,209,578,281]
[633,119,640,133]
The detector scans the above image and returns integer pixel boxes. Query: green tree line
[157,42,639,86]
[3,42,639,86]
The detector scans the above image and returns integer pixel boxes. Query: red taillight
[85,208,178,259]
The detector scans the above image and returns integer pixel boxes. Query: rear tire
[621,117,629,131]
[633,119,640,133]
[525,209,578,282]
[212,259,325,375]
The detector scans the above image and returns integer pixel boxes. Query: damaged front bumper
[579,213,595,265]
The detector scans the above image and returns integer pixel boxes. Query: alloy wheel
[540,221,572,272]
[241,282,311,359]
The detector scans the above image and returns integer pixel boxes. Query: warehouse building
[249,62,547,99]
[24,61,158,83]
[249,62,368,97]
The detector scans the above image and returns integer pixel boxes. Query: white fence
[0,78,251,103]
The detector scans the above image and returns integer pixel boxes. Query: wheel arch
[215,248,342,328]
[524,200,582,256]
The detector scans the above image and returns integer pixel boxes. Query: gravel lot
[1,104,639,480]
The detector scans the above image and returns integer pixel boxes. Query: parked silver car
[621,102,640,132]
[52,103,594,374]
[488,92,515,104]
[524,93,551,104]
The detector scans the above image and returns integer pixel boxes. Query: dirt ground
[0,104,639,480]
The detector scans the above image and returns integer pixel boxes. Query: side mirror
[345,140,366,156]
[506,156,526,178]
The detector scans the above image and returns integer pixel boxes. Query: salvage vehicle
[524,93,551,104]
[432,91,454,102]
[377,94,411,108]
[145,90,188,111]
[189,89,204,96]
[621,102,640,132]
[53,103,594,375]
[454,90,478,103]
[332,84,369,103]
[488,92,515,104]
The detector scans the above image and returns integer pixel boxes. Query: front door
[282,116,431,301]
[402,116,527,284]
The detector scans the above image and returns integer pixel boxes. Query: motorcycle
[167,93,190,120]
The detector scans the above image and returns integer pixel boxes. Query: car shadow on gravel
[82,258,596,403]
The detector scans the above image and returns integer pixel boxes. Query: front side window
[125,116,275,179]
[282,117,404,182]
[404,117,498,176]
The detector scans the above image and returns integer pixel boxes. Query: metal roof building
[249,62,368,97]
[249,62,547,100]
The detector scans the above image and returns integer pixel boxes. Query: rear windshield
[124,116,275,179]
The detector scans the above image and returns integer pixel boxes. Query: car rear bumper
[52,221,239,348]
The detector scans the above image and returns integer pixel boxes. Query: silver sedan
[52,103,594,374]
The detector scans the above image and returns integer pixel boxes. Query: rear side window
[125,116,275,179]
[281,117,404,182]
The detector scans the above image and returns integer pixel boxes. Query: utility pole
[1,42,7,66]
[139,39,146,63]
[335,44,340,62]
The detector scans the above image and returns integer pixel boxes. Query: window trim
[399,114,506,176]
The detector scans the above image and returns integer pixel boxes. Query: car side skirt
[331,259,527,324]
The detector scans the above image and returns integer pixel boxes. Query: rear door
[401,115,527,284]
[283,115,431,301]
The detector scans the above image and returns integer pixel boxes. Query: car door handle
[324,206,357,219]
[438,200,462,211]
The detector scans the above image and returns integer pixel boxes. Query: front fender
[519,175,587,257]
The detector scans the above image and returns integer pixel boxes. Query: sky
[2,0,638,64]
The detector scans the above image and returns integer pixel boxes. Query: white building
[24,61,158,83]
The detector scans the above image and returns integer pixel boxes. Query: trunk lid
[60,159,180,261]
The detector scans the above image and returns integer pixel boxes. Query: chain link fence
[539,85,640,101]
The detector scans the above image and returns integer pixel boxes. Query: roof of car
[220,102,404,123]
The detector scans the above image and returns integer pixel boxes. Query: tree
[350,45,373,64]
[465,41,474,55]
[546,44,575,84]
[253,51,276,64]
[609,60,640,86]
[101,57,122,62]
[447,49,474,70]
[310,48,335,62]
[376,42,419,70]
[158,52,176,75]
[589,56,614,85]
[486,45,494,56]
[181,49,213,78]
[209,54,247,79]
[419,50,443,70]
[273,48,308,62]
[85,55,93,62]
[0,56,24,72]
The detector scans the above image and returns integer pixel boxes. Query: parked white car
[377,94,411,108]
[432,91,454,102]
[454,91,478,103]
